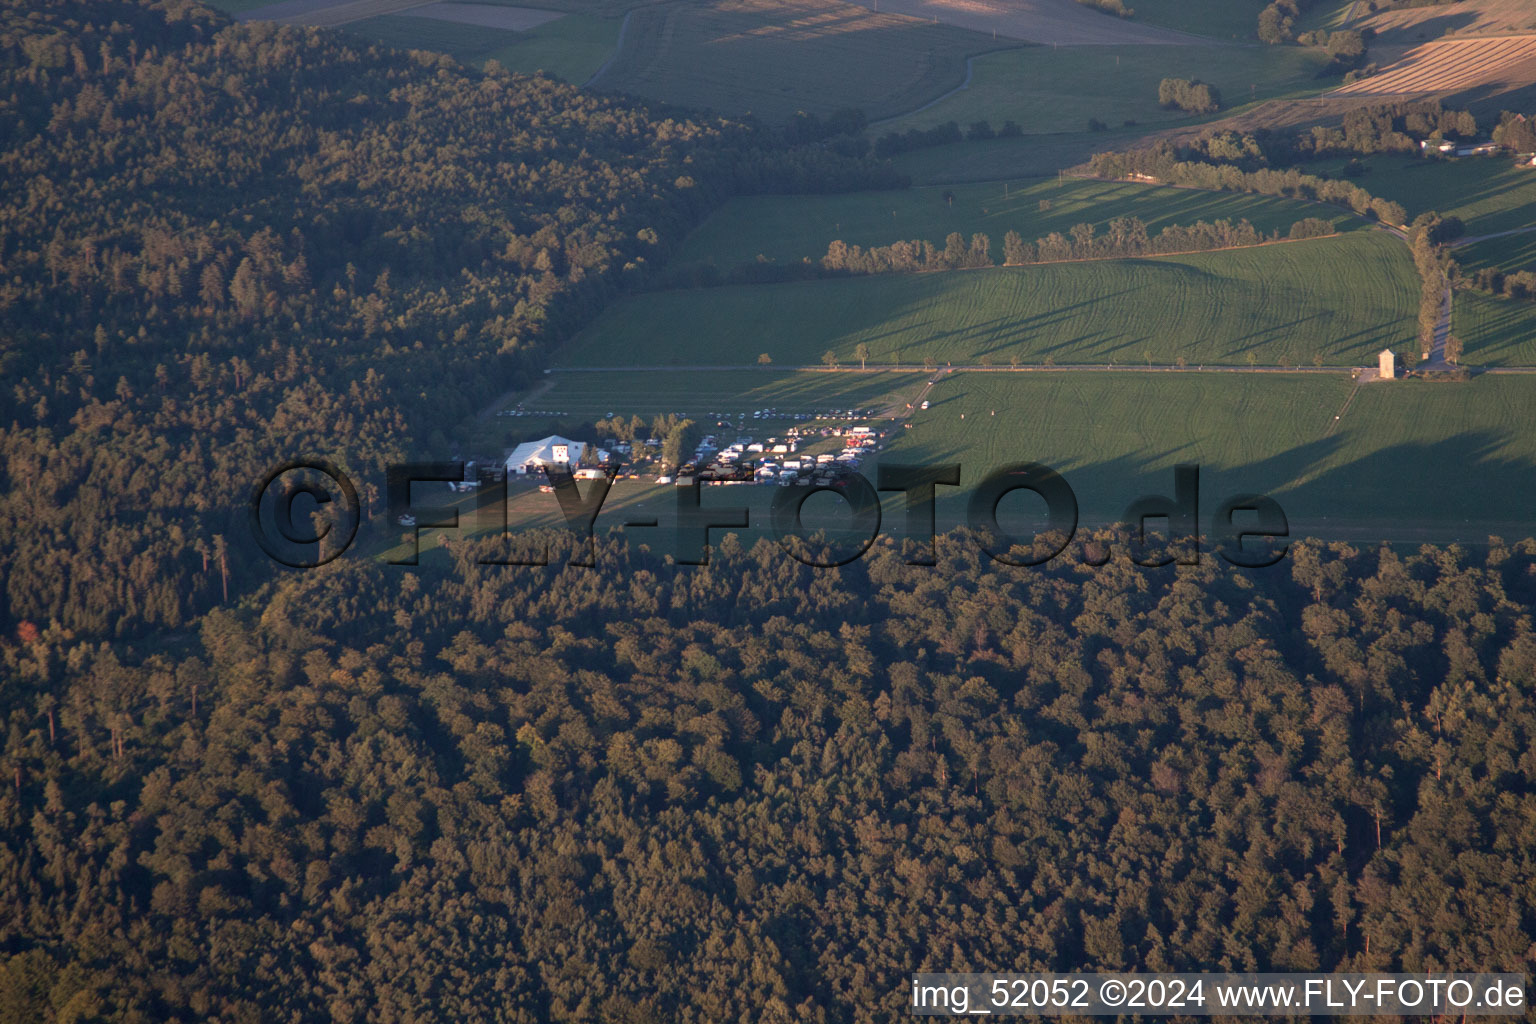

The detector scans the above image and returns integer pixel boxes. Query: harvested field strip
[1334,34,1536,95]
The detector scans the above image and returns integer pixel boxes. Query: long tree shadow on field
[919,430,1536,542]
[882,290,1141,363]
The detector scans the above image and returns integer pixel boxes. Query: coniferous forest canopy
[2,0,1535,1021]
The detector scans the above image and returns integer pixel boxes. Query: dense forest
[3,535,1536,1020]
[0,0,897,639]
[4,1,1535,1021]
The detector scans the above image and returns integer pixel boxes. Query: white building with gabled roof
[506,435,585,475]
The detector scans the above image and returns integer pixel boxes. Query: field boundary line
[582,8,632,88]
[867,55,977,129]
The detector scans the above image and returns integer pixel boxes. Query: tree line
[873,119,1022,159]
[819,216,1335,276]
[658,215,1336,289]
[1084,146,1408,226]
[1174,101,1480,170]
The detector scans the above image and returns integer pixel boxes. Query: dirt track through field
[836,0,1213,45]
[1334,34,1536,96]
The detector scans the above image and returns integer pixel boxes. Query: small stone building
[1378,348,1396,380]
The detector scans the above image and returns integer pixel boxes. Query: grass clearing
[883,370,1536,535]
[587,0,1015,122]
[343,11,620,82]
[674,177,1366,268]
[436,369,1536,554]
[565,231,1418,368]
[875,43,1335,136]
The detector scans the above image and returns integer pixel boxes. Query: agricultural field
[1305,155,1536,235]
[587,0,1016,122]
[1120,0,1269,42]
[873,43,1334,136]
[234,0,437,27]
[1452,290,1536,367]
[881,370,1536,538]
[341,11,620,81]
[438,367,1536,555]
[1333,34,1536,99]
[391,3,565,31]
[563,231,1418,369]
[1454,230,1536,273]
[468,368,927,446]
[673,177,1366,269]
[1350,0,1536,46]
[891,128,1163,184]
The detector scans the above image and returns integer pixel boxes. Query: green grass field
[872,44,1334,136]
[502,368,925,423]
[1454,231,1536,273]
[463,369,928,449]
[882,370,1536,536]
[1121,0,1268,41]
[589,0,1014,122]
[342,12,620,83]
[1453,289,1536,367]
[673,177,1366,268]
[1308,156,1536,236]
[891,129,1164,185]
[566,232,1417,368]
[429,367,1536,557]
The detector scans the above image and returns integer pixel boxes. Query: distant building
[505,435,585,475]
[1378,348,1397,380]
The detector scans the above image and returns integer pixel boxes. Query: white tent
[506,435,585,475]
